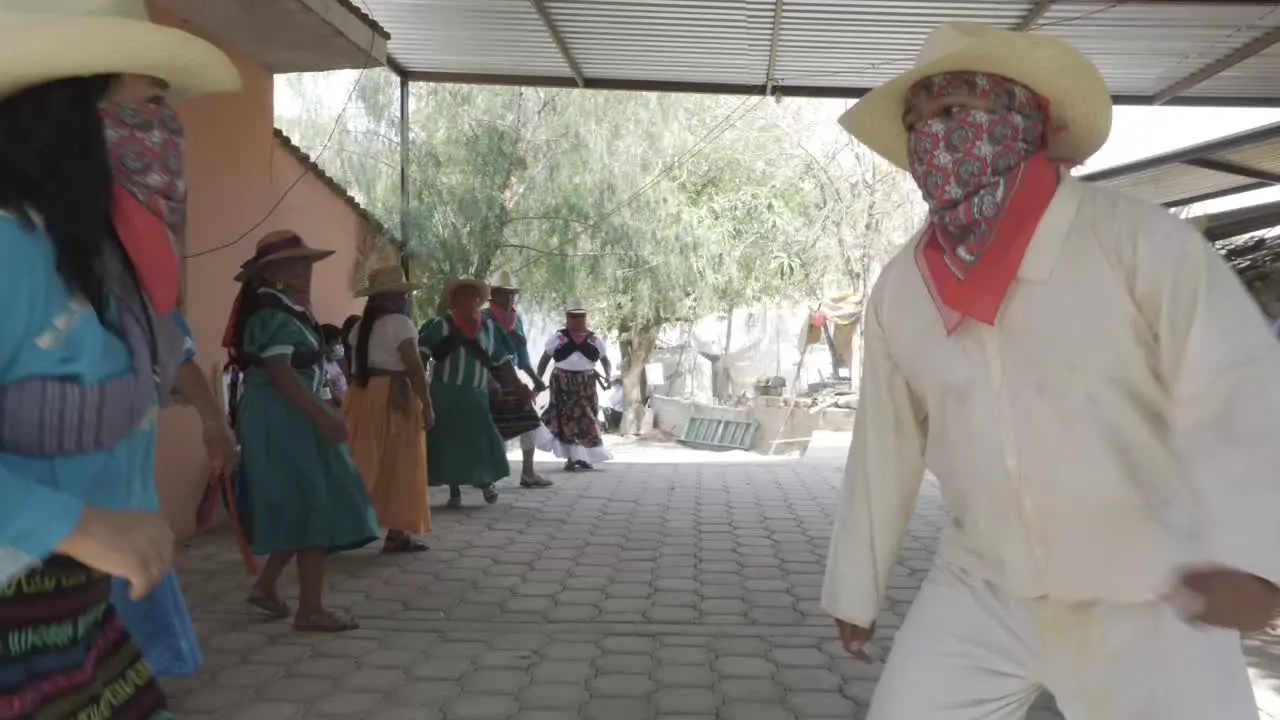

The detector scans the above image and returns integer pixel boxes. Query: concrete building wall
[151,2,376,537]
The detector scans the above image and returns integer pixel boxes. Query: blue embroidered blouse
[0,215,195,581]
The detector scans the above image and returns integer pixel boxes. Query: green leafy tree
[276,74,919,429]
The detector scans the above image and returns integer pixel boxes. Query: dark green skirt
[427,383,510,487]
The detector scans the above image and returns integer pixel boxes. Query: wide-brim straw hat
[489,269,519,291]
[441,277,490,305]
[355,264,421,297]
[0,0,242,102]
[837,22,1112,170]
[565,297,587,314]
[234,230,334,282]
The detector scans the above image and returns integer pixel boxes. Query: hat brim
[233,248,334,282]
[0,15,241,102]
[443,278,490,301]
[837,33,1112,170]
[354,280,421,298]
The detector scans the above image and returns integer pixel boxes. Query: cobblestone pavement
[164,435,1270,718]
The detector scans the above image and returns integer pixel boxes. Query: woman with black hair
[223,231,380,632]
[0,1,241,714]
[344,265,434,552]
[340,312,361,366]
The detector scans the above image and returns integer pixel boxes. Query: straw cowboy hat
[489,269,519,291]
[0,0,241,101]
[838,22,1112,170]
[355,264,420,297]
[565,297,588,315]
[442,276,489,303]
[234,230,334,282]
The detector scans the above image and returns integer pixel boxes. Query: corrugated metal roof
[353,0,1280,104]
[1080,121,1280,206]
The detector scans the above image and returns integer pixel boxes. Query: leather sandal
[382,535,429,553]
[247,588,290,619]
[294,609,359,633]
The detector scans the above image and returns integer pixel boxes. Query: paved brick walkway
[163,435,1268,718]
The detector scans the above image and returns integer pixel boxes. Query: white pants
[870,560,1257,720]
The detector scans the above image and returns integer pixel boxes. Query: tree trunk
[713,306,734,402]
[619,324,658,436]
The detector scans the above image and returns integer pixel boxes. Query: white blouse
[349,314,417,373]
[546,331,607,372]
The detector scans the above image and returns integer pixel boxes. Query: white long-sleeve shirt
[822,175,1280,628]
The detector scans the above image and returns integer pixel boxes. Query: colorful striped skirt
[489,388,542,440]
[0,557,170,720]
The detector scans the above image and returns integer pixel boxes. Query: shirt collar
[1017,170,1082,281]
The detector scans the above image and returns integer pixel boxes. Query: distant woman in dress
[536,298,613,470]
[418,277,516,509]
[319,323,348,407]
[344,265,434,552]
[224,231,380,632]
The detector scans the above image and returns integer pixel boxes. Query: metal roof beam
[1201,198,1280,242]
[1152,26,1280,105]
[1080,121,1280,183]
[395,70,1280,107]
[1183,157,1280,186]
[764,0,785,96]
[1165,181,1273,209]
[1015,0,1054,32]
[527,0,586,87]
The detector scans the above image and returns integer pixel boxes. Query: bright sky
[276,75,1280,217]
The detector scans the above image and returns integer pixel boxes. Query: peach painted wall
[152,3,371,537]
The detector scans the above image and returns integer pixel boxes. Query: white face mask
[329,345,345,361]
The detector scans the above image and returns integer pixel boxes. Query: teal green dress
[418,314,514,487]
[235,288,379,554]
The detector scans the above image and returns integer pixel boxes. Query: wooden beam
[1015,0,1054,31]
[1153,27,1280,105]
[764,0,785,95]
[527,0,586,87]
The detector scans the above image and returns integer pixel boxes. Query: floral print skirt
[540,369,608,461]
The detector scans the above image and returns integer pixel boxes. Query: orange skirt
[343,376,430,534]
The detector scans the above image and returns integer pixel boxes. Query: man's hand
[202,419,238,473]
[834,618,875,662]
[533,379,547,394]
[1170,568,1280,633]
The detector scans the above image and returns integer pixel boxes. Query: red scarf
[906,72,1059,334]
[915,155,1059,333]
[112,187,179,313]
[487,302,517,331]
[101,101,187,314]
[449,309,481,339]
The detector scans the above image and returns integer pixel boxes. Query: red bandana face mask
[905,72,1059,333]
[487,301,517,331]
[566,314,588,343]
[101,100,187,313]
